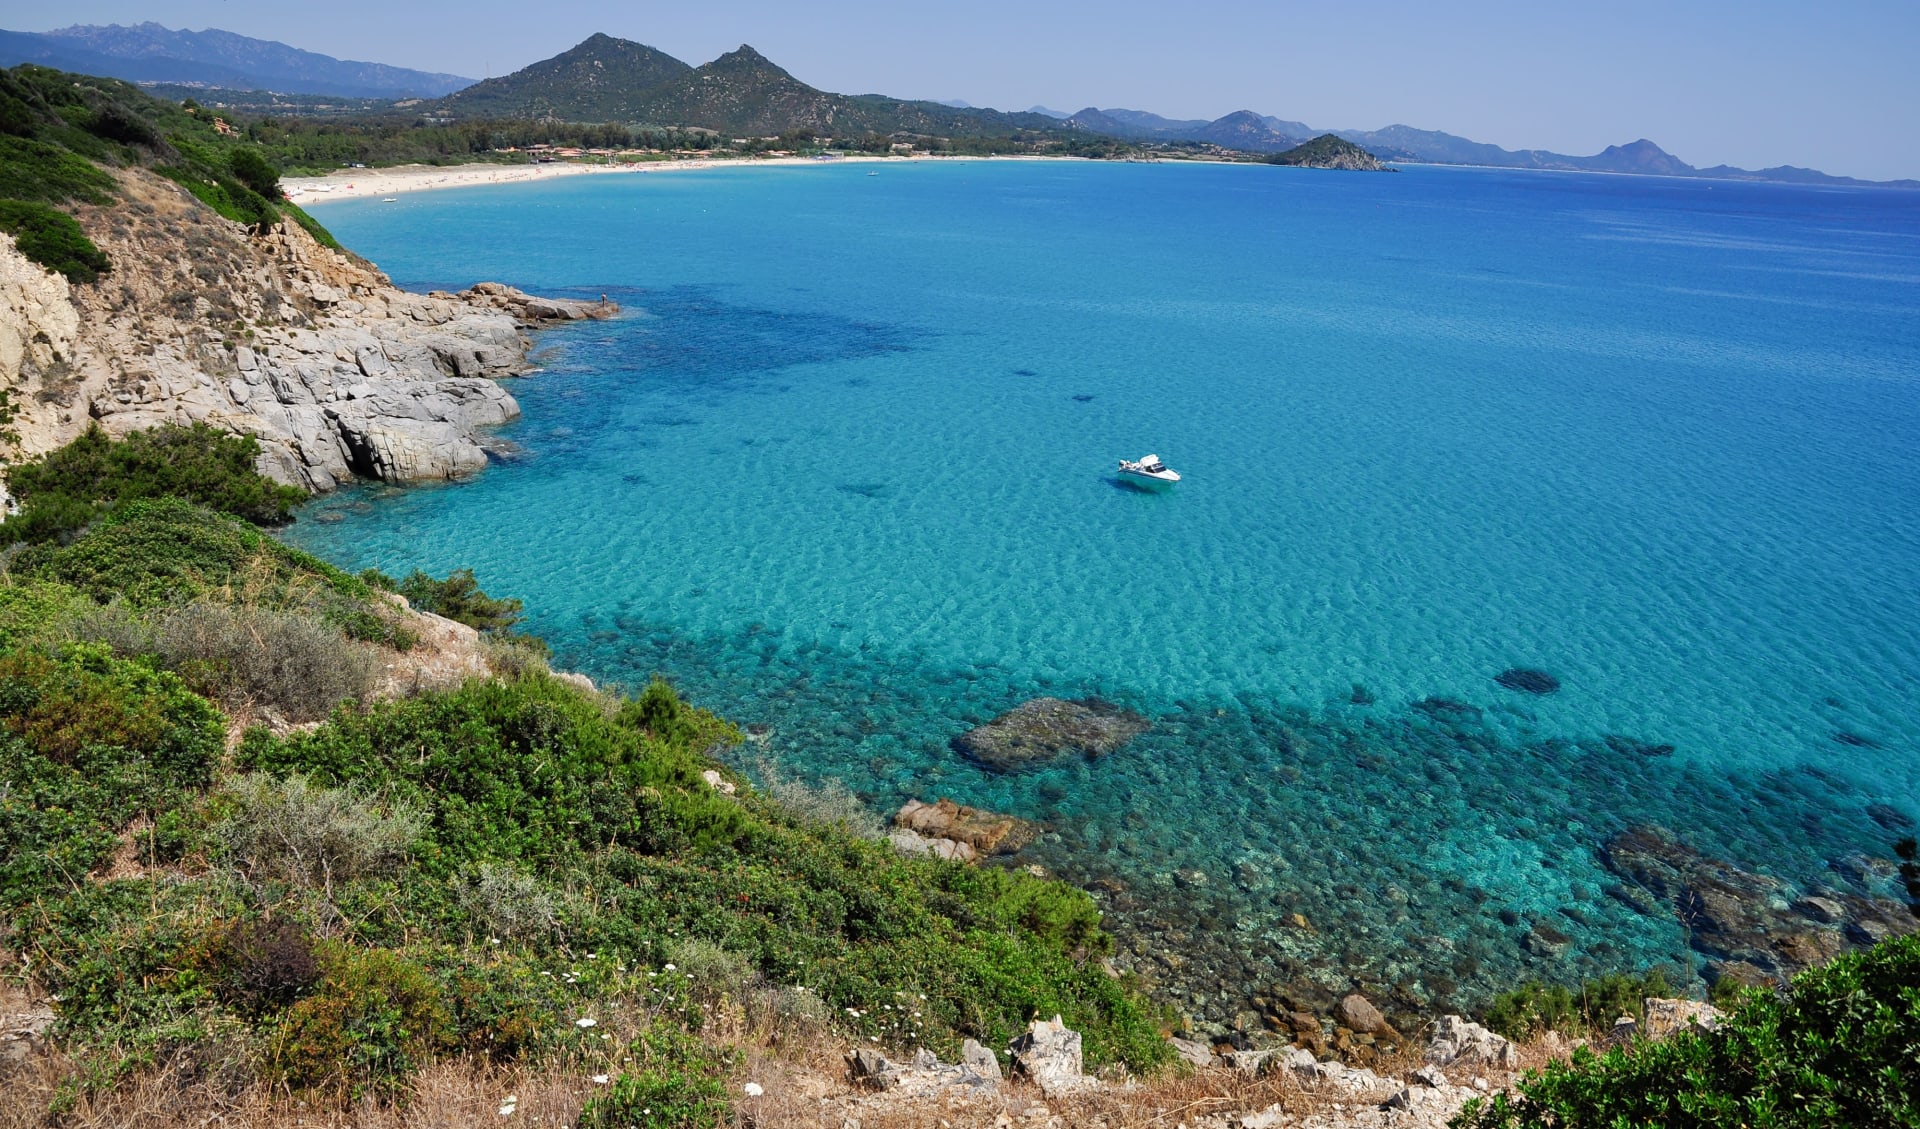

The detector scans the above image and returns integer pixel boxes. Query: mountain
[430,33,692,120]
[422,35,1065,138]
[1025,105,1072,119]
[0,22,472,97]
[1188,110,1307,153]
[1264,133,1387,171]
[1060,106,1304,152]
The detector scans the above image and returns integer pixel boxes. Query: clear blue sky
[15,0,1920,180]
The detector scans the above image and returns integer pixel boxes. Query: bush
[1481,969,1673,1040]
[214,772,422,893]
[2,422,307,545]
[1455,933,1920,1129]
[153,601,379,721]
[269,945,450,1100]
[204,917,322,1014]
[390,567,524,633]
[458,862,558,941]
[0,135,116,205]
[0,199,110,283]
[755,759,884,840]
[577,1026,733,1129]
[226,146,282,200]
[16,498,416,648]
[0,644,222,901]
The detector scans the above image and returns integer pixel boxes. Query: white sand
[283,154,928,204]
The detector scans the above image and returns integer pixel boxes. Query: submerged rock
[1600,825,1917,981]
[1495,667,1561,694]
[952,697,1149,771]
[1604,734,1677,758]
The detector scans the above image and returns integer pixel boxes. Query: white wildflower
[592,1075,610,1085]
[743,1082,765,1097]
[575,1017,597,1029]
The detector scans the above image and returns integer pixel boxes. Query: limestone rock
[1009,1015,1093,1097]
[846,1047,996,1097]
[1426,1015,1518,1070]
[961,1038,1001,1080]
[953,697,1149,771]
[0,168,619,494]
[1168,1035,1216,1069]
[1641,998,1721,1040]
[887,828,978,862]
[892,798,1037,856]
[1336,992,1396,1039]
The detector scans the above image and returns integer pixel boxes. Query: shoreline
[284,153,994,203]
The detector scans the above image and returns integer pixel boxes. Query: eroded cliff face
[0,168,609,489]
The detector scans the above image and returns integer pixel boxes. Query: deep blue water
[294,161,1920,1019]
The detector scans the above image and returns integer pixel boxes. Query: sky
[10,0,1920,180]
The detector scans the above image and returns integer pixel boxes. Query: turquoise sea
[294,161,1920,1022]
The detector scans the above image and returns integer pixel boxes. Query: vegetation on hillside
[1454,933,1920,1128]
[0,64,341,279]
[0,425,1170,1123]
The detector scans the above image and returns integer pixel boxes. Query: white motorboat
[1117,453,1180,486]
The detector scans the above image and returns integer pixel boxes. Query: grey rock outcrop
[953,697,1150,771]
[846,1046,997,1096]
[0,168,613,492]
[1009,1014,1094,1097]
[1426,1015,1519,1070]
[1641,998,1721,1040]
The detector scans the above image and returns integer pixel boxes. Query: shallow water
[292,161,1920,1020]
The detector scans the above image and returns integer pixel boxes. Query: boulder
[1600,825,1917,981]
[1609,1016,1639,1046]
[1426,1015,1518,1070]
[845,1046,996,1096]
[1168,1036,1216,1069]
[892,798,1037,856]
[1009,1015,1093,1097]
[961,1038,1001,1081]
[1641,999,1721,1040]
[1336,992,1396,1039]
[952,698,1149,771]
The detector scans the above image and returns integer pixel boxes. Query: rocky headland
[0,167,611,493]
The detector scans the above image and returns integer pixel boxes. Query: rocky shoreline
[0,167,612,491]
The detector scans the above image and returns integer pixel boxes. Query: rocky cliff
[0,166,611,490]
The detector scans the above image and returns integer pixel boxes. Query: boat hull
[1117,469,1179,489]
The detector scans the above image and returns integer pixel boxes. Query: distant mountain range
[2,24,1909,188]
[0,22,472,98]
[422,34,1064,137]
[1053,104,1918,188]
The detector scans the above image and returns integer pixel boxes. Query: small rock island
[1265,133,1393,171]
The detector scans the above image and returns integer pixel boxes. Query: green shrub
[269,945,450,1099]
[0,644,222,902]
[283,200,343,251]
[388,567,525,633]
[1454,933,1920,1129]
[0,579,94,650]
[0,136,116,205]
[0,199,109,282]
[16,498,415,648]
[213,772,423,893]
[577,1026,733,1129]
[457,861,559,941]
[226,146,281,200]
[1481,969,1673,1040]
[3,422,306,544]
[155,165,280,229]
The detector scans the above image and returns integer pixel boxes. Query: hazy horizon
[11,1,1920,181]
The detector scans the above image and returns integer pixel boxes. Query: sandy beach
[283,154,918,203]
